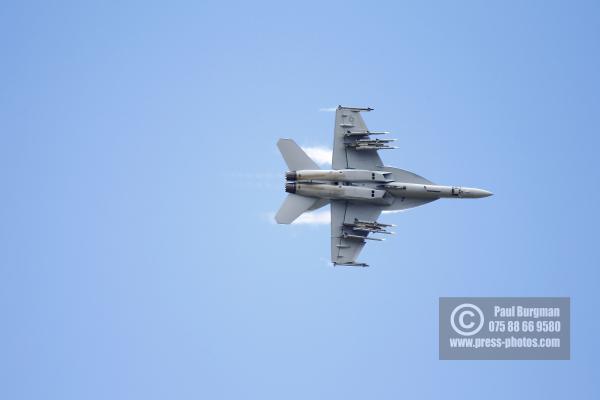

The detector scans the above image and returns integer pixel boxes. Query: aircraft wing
[332,106,393,170]
[330,200,383,266]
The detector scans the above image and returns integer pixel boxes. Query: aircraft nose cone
[470,188,493,198]
[461,187,493,198]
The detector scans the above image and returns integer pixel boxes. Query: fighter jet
[275,106,492,267]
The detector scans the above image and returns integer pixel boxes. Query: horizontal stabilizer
[275,193,320,224]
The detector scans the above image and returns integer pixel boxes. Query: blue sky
[1,1,599,399]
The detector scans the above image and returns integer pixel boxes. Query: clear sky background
[2,1,599,399]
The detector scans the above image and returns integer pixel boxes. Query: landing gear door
[451,187,462,197]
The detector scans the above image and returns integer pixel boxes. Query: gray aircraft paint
[275,106,492,266]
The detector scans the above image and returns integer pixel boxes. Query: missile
[334,262,369,267]
[345,130,390,136]
[343,223,393,234]
[343,233,384,241]
[338,105,373,112]
[355,138,397,143]
[346,139,398,150]
[353,219,396,227]
[344,219,395,234]
[352,227,394,235]
[353,146,398,151]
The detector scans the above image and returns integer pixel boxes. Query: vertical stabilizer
[277,139,320,171]
[275,194,320,224]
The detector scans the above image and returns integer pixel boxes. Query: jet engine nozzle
[285,182,297,193]
[285,171,297,181]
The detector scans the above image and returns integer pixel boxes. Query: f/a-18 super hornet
[275,106,492,267]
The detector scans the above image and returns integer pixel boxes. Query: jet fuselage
[284,169,492,204]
